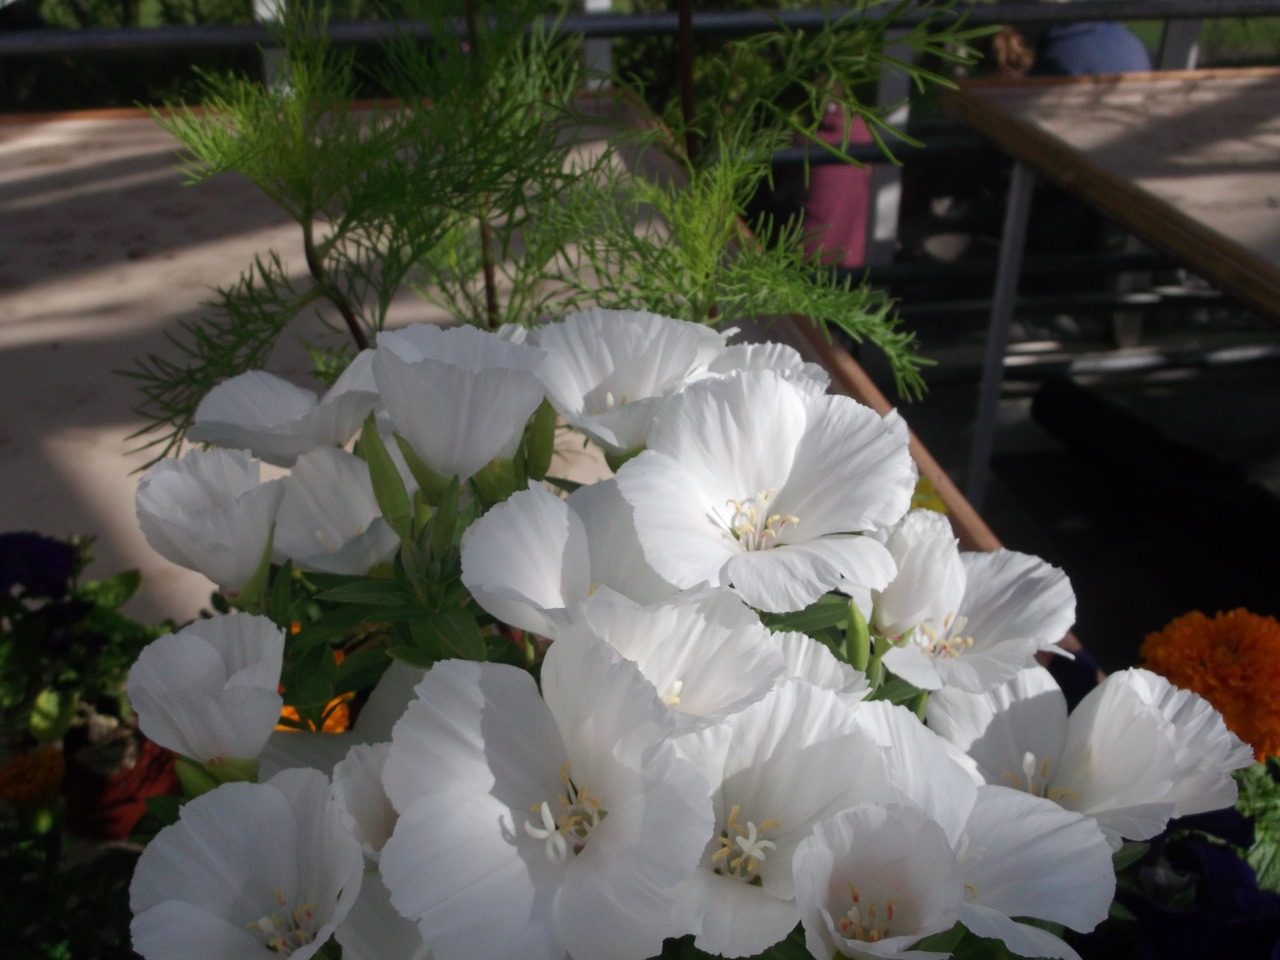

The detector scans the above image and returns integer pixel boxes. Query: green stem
[302,221,369,351]
[910,690,930,720]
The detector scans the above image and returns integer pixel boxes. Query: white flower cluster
[128,310,1253,960]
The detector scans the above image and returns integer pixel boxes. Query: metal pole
[965,161,1035,511]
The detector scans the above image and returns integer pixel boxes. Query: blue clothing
[1034,21,1153,77]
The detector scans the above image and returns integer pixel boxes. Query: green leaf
[1112,841,1150,872]
[405,608,487,665]
[762,593,850,636]
[316,580,414,606]
[359,413,413,541]
[523,398,557,481]
[334,646,392,696]
[268,560,295,626]
[30,688,79,744]
[395,435,453,506]
[867,675,926,706]
[77,569,141,610]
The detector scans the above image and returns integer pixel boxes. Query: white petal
[775,630,870,705]
[564,586,783,727]
[872,509,967,639]
[571,478,679,605]
[332,743,396,860]
[959,904,1082,960]
[775,394,916,537]
[958,785,1114,933]
[705,341,830,390]
[725,535,895,613]
[1113,668,1254,816]
[188,370,320,467]
[274,446,399,575]
[460,481,591,637]
[335,870,432,960]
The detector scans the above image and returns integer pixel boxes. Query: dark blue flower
[0,532,79,600]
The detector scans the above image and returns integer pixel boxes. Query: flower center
[837,883,896,944]
[725,490,799,551]
[247,888,318,955]
[999,751,1080,809]
[524,763,607,863]
[915,612,974,658]
[661,679,684,706]
[588,390,629,415]
[711,804,780,884]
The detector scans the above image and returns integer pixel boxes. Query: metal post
[965,161,1035,510]
[583,0,612,88]
[864,32,912,266]
[1157,19,1203,70]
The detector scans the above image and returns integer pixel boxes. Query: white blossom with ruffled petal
[378,632,713,960]
[130,768,364,960]
[670,684,925,958]
[187,366,378,467]
[615,370,915,613]
[560,585,785,729]
[127,613,285,764]
[927,665,1253,847]
[460,478,676,638]
[793,803,962,960]
[372,323,546,483]
[877,526,1076,693]
[536,308,730,457]
[273,446,400,575]
[135,448,283,592]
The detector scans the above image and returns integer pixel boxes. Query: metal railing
[3,2,1280,57]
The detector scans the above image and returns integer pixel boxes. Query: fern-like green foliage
[127,0,976,462]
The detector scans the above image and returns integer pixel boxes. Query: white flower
[127,613,285,763]
[536,308,729,457]
[670,683,912,958]
[460,478,676,638]
[273,446,400,575]
[704,341,830,392]
[372,323,546,483]
[615,370,915,613]
[378,633,713,960]
[136,448,283,592]
[871,509,966,640]
[561,585,785,729]
[187,366,379,467]
[927,665,1253,847]
[793,803,963,960]
[130,768,364,960]
[878,539,1076,693]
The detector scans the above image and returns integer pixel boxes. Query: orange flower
[1141,609,1280,761]
[0,745,65,812]
[277,693,354,734]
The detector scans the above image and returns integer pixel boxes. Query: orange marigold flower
[1140,608,1280,761]
[0,745,66,811]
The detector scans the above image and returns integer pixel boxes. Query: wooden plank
[942,71,1280,325]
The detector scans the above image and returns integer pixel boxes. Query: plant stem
[464,0,501,329]
[302,222,369,351]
